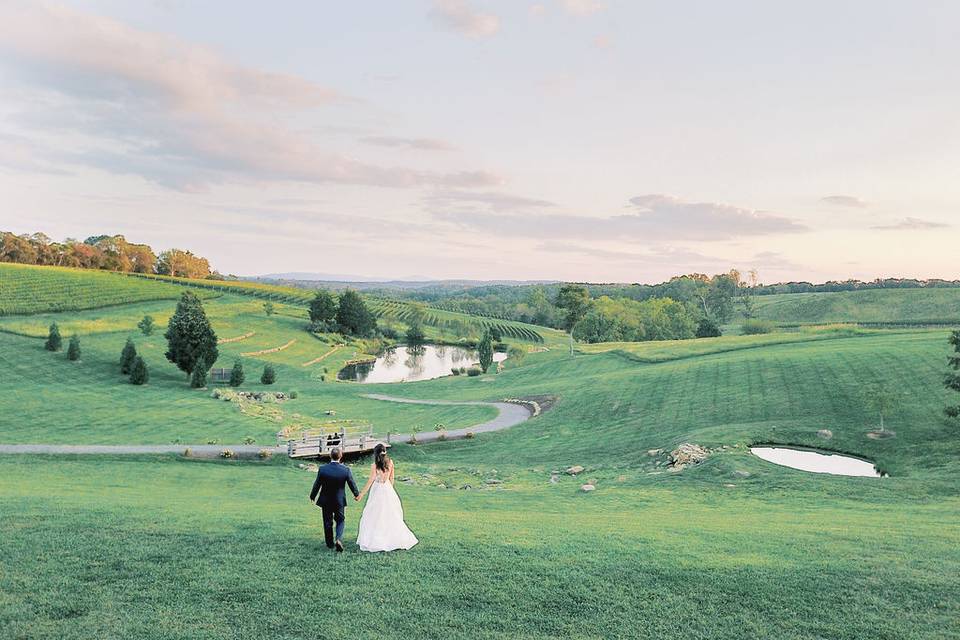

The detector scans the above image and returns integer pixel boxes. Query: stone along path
[0,396,533,455]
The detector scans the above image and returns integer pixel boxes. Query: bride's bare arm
[389,460,395,485]
[357,463,376,500]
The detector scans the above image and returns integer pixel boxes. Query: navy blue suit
[309,461,360,547]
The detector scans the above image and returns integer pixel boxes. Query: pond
[750,446,882,477]
[337,344,508,384]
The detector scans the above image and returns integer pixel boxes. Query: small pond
[337,344,508,384]
[750,446,882,477]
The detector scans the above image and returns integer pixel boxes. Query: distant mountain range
[248,272,559,291]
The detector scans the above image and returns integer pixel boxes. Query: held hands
[355,493,363,502]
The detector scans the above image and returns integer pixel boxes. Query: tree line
[0,230,218,279]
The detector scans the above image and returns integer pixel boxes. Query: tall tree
[120,337,137,374]
[704,272,739,323]
[554,284,591,332]
[164,291,218,376]
[263,301,275,316]
[946,330,960,418]
[478,330,494,373]
[336,290,376,337]
[229,360,245,387]
[309,290,338,326]
[190,356,208,389]
[45,322,62,352]
[863,381,899,432]
[261,364,276,385]
[67,334,81,361]
[129,356,149,385]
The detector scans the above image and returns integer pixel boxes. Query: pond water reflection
[750,446,882,477]
[337,344,507,383]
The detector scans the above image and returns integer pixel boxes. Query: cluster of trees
[0,230,216,278]
[308,289,377,337]
[571,296,698,343]
[44,322,82,361]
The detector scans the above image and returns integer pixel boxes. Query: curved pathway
[0,396,533,455]
[362,394,532,444]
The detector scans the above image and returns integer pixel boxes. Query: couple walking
[308,443,418,553]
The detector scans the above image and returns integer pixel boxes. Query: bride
[355,444,418,552]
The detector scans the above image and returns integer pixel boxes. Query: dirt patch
[241,339,296,357]
[218,331,255,344]
[866,430,896,440]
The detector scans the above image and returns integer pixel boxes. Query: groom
[308,447,360,552]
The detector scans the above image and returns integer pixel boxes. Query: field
[754,287,960,326]
[1,265,959,639]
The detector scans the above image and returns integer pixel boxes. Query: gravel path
[0,396,532,455]
[361,394,532,444]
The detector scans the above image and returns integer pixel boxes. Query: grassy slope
[754,288,960,325]
[1,275,960,638]
[0,263,218,315]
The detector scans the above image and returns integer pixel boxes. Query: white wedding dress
[357,470,418,552]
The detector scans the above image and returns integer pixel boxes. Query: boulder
[485,478,503,485]
[580,484,595,492]
[566,465,585,475]
[669,443,709,469]
[549,474,559,484]
[647,449,662,457]
[733,470,751,478]
[817,429,833,440]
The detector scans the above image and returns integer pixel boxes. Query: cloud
[429,0,500,38]
[436,194,807,241]
[424,190,556,212]
[529,4,548,18]
[0,3,501,190]
[559,0,606,16]
[872,217,949,231]
[361,136,457,151]
[820,195,868,208]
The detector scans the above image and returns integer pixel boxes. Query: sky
[0,0,958,283]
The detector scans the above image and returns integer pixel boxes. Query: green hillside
[754,287,960,326]
[0,263,218,315]
[1,269,959,639]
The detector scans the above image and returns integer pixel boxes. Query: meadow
[1,264,959,639]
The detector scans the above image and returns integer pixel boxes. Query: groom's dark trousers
[309,461,360,547]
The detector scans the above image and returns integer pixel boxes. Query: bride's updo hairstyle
[374,443,389,472]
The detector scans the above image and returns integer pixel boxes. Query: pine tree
[261,364,276,385]
[129,356,149,385]
[67,334,81,361]
[45,322,62,351]
[229,360,245,387]
[164,291,218,376]
[190,356,208,389]
[120,337,137,374]
[138,315,155,336]
[478,330,494,373]
[946,330,960,418]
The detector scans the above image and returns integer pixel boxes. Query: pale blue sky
[1,1,957,281]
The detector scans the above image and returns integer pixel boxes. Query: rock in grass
[580,484,595,492]
[818,429,833,439]
[668,443,709,469]
[647,449,662,457]
[733,470,751,478]
[549,474,559,484]
[485,478,503,485]
[566,465,585,475]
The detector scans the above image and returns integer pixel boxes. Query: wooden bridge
[285,427,390,459]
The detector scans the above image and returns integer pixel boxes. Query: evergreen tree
[67,334,81,361]
[120,337,137,374]
[129,356,149,385]
[261,364,276,385]
[164,291,218,376]
[229,360,245,387]
[263,302,275,316]
[478,330,494,373]
[309,290,338,325]
[45,322,62,351]
[336,289,376,336]
[946,330,960,418]
[138,315,155,336]
[190,356,208,389]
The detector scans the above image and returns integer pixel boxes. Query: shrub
[129,356,149,385]
[507,345,525,363]
[289,389,299,399]
[467,367,482,377]
[451,367,461,376]
[742,319,776,335]
[220,449,235,459]
[258,449,273,459]
[67,334,81,361]
[696,317,722,338]
[138,315,155,336]
[465,431,475,439]
[243,436,256,445]
[229,360,245,387]
[120,337,137,374]
[261,364,276,385]
[45,322,62,352]
[263,301,275,316]
[319,374,326,382]
[190,356,208,388]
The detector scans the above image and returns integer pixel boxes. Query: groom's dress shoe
[335,540,344,552]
